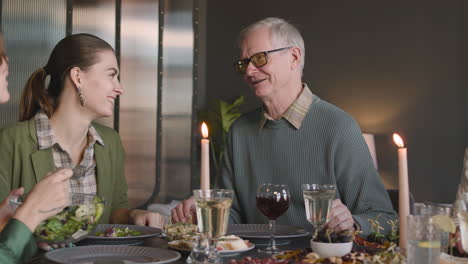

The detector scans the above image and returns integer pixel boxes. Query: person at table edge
[173,17,397,236]
[0,34,73,264]
[0,33,166,263]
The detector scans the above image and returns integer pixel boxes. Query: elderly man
[173,17,397,236]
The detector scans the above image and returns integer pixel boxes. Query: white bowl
[310,240,353,258]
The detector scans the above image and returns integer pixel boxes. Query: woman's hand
[171,196,196,223]
[14,168,73,232]
[129,209,167,229]
[0,188,25,231]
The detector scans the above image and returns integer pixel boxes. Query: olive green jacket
[0,119,129,224]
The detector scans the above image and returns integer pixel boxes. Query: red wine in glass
[256,183,290,254]
[256,196,289,220]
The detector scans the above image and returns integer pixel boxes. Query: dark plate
[45,245,180,264]
[227,224,310,246]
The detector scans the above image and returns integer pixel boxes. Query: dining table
[27,235,312,263]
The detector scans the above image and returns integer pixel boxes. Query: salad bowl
[10,193,105,244]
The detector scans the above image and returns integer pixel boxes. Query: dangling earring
[77,87,85,106]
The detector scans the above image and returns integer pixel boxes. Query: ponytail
[19,68,53,121]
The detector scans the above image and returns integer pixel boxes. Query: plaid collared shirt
[260,83,314,129]
[34,111,104,194]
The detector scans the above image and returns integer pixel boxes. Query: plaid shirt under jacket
[34,111,104,194]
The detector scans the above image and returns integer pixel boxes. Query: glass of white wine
[188,189,233,264]
[457,193,468,252]
[302,184,336,233]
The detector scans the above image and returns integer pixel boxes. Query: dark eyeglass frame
[234,47,292,74]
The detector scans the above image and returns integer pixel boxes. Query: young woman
[0,34,73,264]
[0,33,164,232]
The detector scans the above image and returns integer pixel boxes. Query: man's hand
[130,209,166,229]
[171,196,196,223]
[326,199,355,232]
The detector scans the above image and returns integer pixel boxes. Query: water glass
[413,202,453,253]
[406,215,441,264]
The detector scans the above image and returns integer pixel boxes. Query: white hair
[238,17,305,74]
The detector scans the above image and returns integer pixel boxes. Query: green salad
[95,227,142,237]
[34,196,104,242]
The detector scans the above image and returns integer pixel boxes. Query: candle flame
[201,122,209,138]
[393,133,405,148]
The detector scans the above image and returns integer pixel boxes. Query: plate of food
[163,222,254,256]
[79,224,162,245]
[168,235,255,256]
[163,222,199,241]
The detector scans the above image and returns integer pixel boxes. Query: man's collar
[259,83,314,130]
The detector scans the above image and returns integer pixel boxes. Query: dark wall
[203,0,468,203]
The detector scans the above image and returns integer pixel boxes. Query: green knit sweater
[221,96,397,236]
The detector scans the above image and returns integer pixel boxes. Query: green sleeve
[0,219,37,263]
[220,128,242,224]
[0,126,14,202]
[111,133,129,211]
[334,118,398,236]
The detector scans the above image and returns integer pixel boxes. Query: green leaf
[219,96,244,133]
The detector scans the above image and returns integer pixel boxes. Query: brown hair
[19,33,114,121]
[0,34,7,65]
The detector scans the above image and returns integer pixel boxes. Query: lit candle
[200,122,210,191]
[393,133,409,251]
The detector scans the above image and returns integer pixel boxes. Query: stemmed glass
[302,184,336,234]
[188,189,233,264]
[457,193,468,252]
[256,183,290,254]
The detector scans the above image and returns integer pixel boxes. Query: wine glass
[302,184,336,234]
[256,183,290,254]
[188,189,233,264]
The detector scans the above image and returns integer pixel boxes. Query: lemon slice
[418,241,441,248]
[431,215,456,233]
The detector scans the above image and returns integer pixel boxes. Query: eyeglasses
[234,47,291,74]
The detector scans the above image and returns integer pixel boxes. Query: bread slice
[217,235,249,250]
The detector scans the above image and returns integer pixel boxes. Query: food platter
[168,240,255,256]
